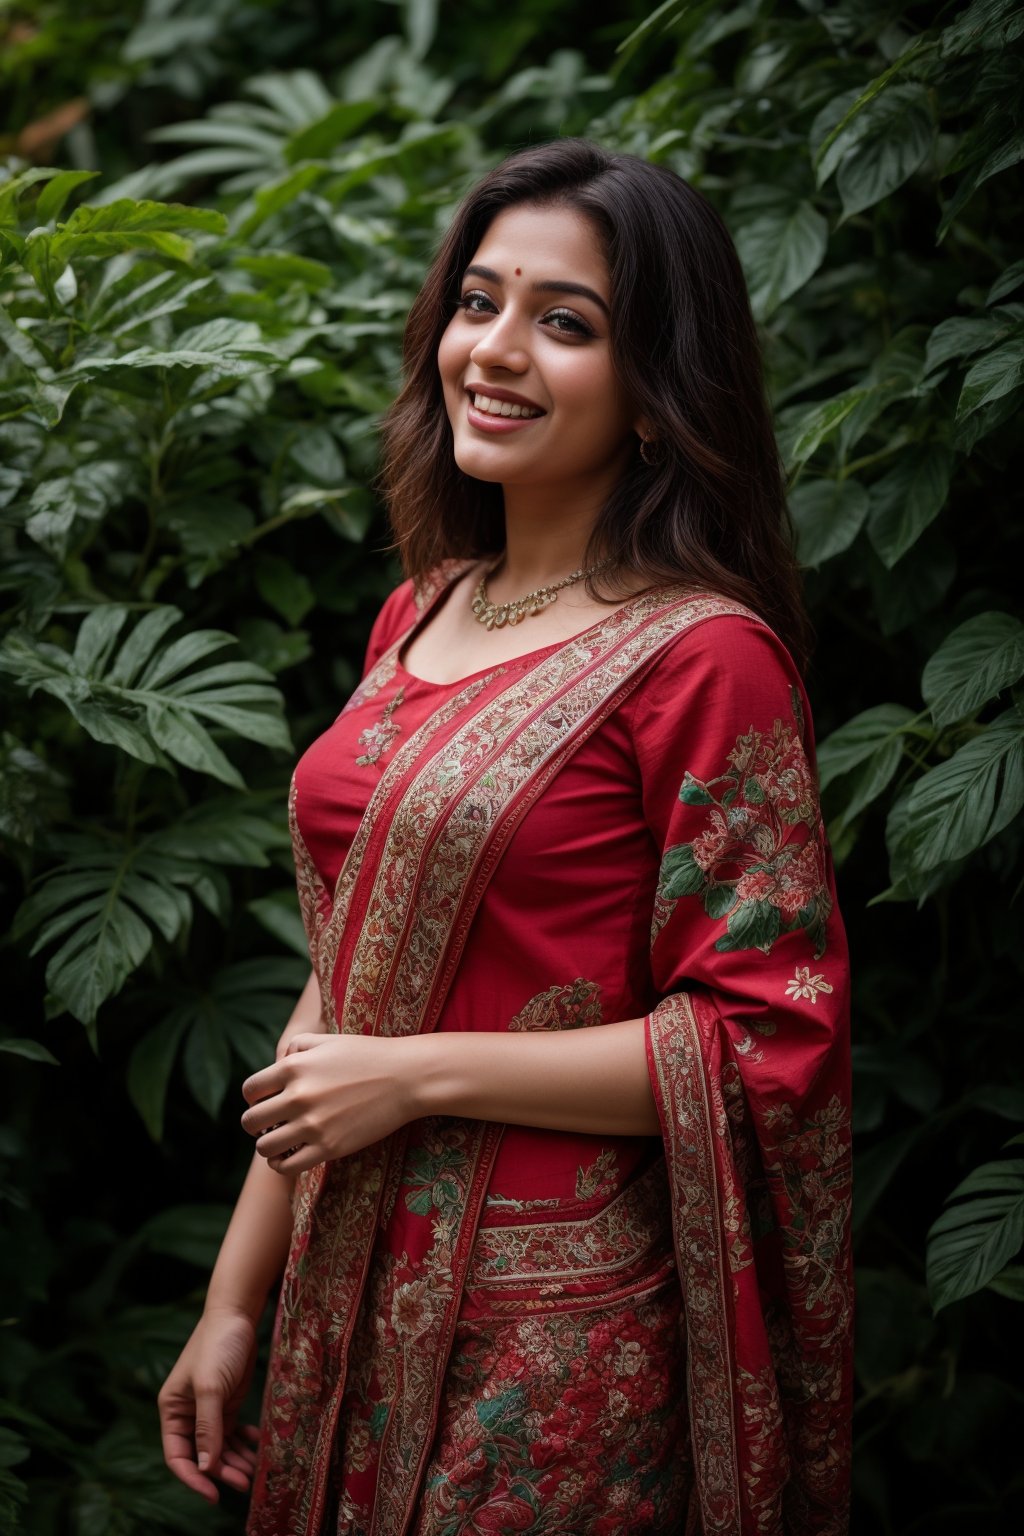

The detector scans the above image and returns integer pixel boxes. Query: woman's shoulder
[627,591,813,749]
[361,560,478,673]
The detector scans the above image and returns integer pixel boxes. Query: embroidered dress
[247,565,853,1536]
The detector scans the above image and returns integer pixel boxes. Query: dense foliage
[1,0,1022,1530]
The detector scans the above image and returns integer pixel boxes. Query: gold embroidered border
[648,993,741,1535]
[467,1157,672,1286]
[342,591,763,1044]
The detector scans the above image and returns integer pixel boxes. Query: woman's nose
[469,310,530,373]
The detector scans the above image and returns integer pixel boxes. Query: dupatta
[247,572,852,1536]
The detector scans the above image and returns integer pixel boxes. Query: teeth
[471,392,541,419]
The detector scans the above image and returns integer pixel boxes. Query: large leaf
[836,85,934,219]
[940,0,1024,58]
[13,837,193,1027]
[733,200,828,319]
[0,606,290,786]
[866,447,953,568]
[922,612,1024,727]
[784,391,871,470]
[817,703,917,824]
[788,477,869,566]
[887,708,1024,876]
[132,958,308,1124]
[927,1158,1024,1311]
[68,318,282,382]
[956,332,1024,418]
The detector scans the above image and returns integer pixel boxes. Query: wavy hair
[378,137,813,674]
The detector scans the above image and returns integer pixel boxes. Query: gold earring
[640,434,659,467]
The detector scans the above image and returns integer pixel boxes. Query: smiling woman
[158,138,852,1536]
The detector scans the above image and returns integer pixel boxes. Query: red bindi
[514,267,522,276]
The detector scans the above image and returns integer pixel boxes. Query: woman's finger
[240,1098,288,1138]
[241,1060,286,1105]
[255,1126,305,1161]
[270,1142,317,1173]
[284,1032,325,1056]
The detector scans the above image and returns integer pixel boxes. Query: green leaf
[734,200,828,320]
[788,478,870,566]
[888,708,1024,875]
[255,553,316,625]
[956,333,1024,418]
[57,198,225,240]
[988,260,1024,304]
[0,1039,59,1065]
[659,843,705,898]
[922,612,1024,727]
[127,1016,189,1141]
[818,703,917,822]
[35,170,100,225]
[940,0,1024,58]
[869,531,957,637]
[0,608,289,783]
[678,776,713,805]
[235,253,333,289]
[987,1263,1024,1301]
[785,392,871,470]
[140,1205,232,1269]
[234,164,325,239]
[703,883,735,919]
[924,312,1020,375]
[927,1158,1024,1311]
[248,892,310,957]
[184,1013,233,1118]
[285,101,379,162]
[148,701,244,788]
[715,898,781,953]
[866,447,953,568]
[836,85,934,219]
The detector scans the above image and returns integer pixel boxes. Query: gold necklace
[470,557,613,630]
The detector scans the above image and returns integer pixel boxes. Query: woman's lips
[465,398,545,434]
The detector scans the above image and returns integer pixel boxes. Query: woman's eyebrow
[463,264,609,318]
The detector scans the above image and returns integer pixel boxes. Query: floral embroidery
[355,685,405,766]
[786,965,834,1004]
[254,586,766,1536]
[412,1290,692,1535]
[657,715,832,958]
[506,977,603,1032]
[574,1147,620,1202]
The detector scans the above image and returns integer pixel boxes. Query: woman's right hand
[158,1306,261,1503]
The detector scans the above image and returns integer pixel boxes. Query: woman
[159,138,852,1536]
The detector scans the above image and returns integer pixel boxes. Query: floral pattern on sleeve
[656,702,832,959]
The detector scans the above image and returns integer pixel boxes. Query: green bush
[2,1,1021,1530]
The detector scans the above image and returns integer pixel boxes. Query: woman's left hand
[240,1033,415,1174]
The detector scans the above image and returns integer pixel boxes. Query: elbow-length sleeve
[635,615,852,1536]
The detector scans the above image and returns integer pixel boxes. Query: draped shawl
[246,567,853,1536]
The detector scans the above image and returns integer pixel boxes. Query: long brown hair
[378,138,813,674]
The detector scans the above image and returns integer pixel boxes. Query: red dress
[248,565,853,1536]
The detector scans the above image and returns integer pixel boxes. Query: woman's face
[438,202,642,494]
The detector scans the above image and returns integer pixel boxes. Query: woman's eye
[543,307,594,338]
[457,290,496,315]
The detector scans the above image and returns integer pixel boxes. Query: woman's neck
[493,480,611,594]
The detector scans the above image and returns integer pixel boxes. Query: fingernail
[198,1453,210,1471]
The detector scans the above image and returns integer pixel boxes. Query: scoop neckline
[394,564,662,689]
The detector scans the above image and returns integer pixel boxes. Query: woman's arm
[207,968,325,1312]
[407,1018,660,1136]
[240,1015,660,1175]
[159,968,324,1500]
